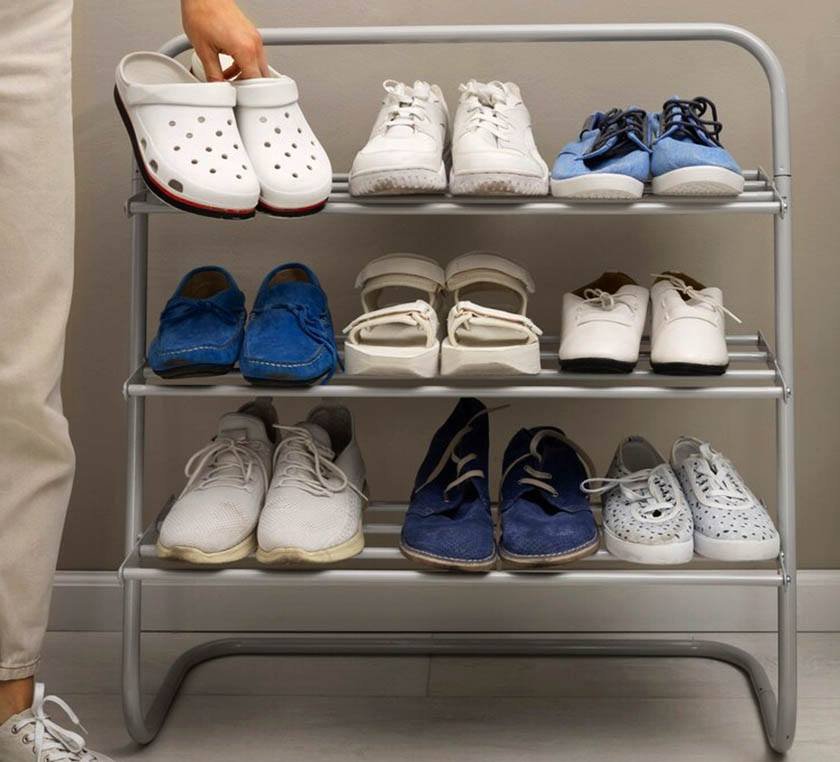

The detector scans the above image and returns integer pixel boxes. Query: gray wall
[64,1,839,568]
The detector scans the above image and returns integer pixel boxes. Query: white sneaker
[671,437,780,561]
[450,80,548,196]
[559,272,649,373]
[257,405,367,564]
[0,684,113,761]
[157,399,276,564]
[349,80,449,195]
[650,272,741,375]
[583,436,694,565]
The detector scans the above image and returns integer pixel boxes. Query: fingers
[222,62,241,81]
[230,30,265,80]
[196,47,224,82]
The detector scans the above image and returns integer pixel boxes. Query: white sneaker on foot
[157,399,276,564]
[0,684,112,761]
[257,405,367,564]
[450,80,548,196]
[349,80,449,196]
[671,437,780,561]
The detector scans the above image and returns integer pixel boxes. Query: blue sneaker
[240,263,339,385]
[550,107,651,199]
[650,97,743,196]
[148,266,246,378]
[499,427,600,566]
[400,398,496,571]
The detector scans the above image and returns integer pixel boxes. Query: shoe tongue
[292,421,333,451]
[218,413,269,444]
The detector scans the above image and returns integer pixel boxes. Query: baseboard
[49,570,840,632]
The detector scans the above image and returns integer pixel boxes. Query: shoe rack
[119,23,796,753]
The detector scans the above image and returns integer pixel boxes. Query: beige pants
[0,0,75,681]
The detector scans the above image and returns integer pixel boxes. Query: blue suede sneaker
[499,427,600,567]
[148,266,246,378]
[650,97,744,196]
[240,263,339,386]
[400,398,497,571]
[550,107,651,199]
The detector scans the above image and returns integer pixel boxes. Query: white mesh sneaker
[157,399,276,564]
[671,437,780,561]
[0,683,113,761]
[257,405,367,564]
[583,436,694,565]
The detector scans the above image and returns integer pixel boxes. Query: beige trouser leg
[0,0,75,681]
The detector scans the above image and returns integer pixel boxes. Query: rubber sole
[550,173,644,199]
[694,531,780,562]
[256,529,364,565]
[449,171,549,197]
[499,533,601,568]
[560,357,637,374]
[258,197,329,218]
[348,165,447,196]
[651,166,744,196]
[651,362,728,376]
[603,525,694,566]
[152,363,236,379]
[343,342,440,378]
[440,340,541,376]
[156,533,256,565]
[113,87,256,220]
[399,542,498,572]
[242,368,334,387]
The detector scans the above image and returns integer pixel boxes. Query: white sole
[550,173,644,199]
[693,531,780,562]
[256,529,364,565]
[344,342,439,377]
[652,166,744,196]
[156,533,256,565]
[603,526,694,565]
[349,164,447,196]
[449,172,548,196]
[440,339,541,376]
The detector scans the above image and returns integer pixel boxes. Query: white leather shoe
[258,405,367,564]
[650,272,741,375]
[157,399,276,564]
[559,272,649,373]
[349,80,450,195]
[450,80,548,196]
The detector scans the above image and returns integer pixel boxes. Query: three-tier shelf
[118,23,797,753]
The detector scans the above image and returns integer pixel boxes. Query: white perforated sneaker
[349,80,450,195]
[671,437,780,561]
[0,684,113,761]
[157,399,276,564]
[258,405,367,564]
[450,80,548,196]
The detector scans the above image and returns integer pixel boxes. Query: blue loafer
[240,263,339,386]
[499,426,600,566]
[148,266,246,378]
[400,398,497,571]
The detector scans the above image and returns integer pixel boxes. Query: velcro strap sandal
[441,252,543,375]
[114,52,260,219]
[191,53,333,217]
[343,253,445,377]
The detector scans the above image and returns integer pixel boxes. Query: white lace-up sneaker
[157,399,276,564]
[349,80,450,195]
[559,272,649,373]
[583,436,694,565]
[450,80,548,196]
[257,405,367,564]
[650,272,741,375]
[671,437,780,561]
[0,684,112,761]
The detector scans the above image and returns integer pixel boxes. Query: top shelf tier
[127,170,783,217]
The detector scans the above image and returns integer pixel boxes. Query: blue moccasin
[240,263,339,385]
[499,427,600,566]
[148,266,246,378]
[400,398,497,571]
[650,97,744,196]
[551,108,651,199]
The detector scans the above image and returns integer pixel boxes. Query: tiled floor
[38,632,840,761]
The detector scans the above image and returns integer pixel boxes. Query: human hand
[181,0,268,80]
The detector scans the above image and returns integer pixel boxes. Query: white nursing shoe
[559,272,649,373]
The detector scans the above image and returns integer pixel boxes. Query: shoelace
[660,97,723,146]
[581,288,636,314]
[257,302,341,379]
[581,465,676,521]
[272,425,367,500]
[382,79,433,131]
[161,298,241,326]
[652,273,742,324]
[459,80,513,140]
[590,107,650,154]
[693,441,748,505]
[500,429,596,498]
[180,437,269,496]
[11,684,96,762]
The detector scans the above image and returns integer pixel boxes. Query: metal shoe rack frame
[119,23,796,753]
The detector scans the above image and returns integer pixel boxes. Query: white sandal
[114,52,260,218]
[343,254,445,377]
[441,252,543,375]
[191,54,333,217]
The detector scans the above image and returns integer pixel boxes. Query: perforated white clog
[114,52,260,218]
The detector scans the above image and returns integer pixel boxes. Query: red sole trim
[257,197,329,218]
